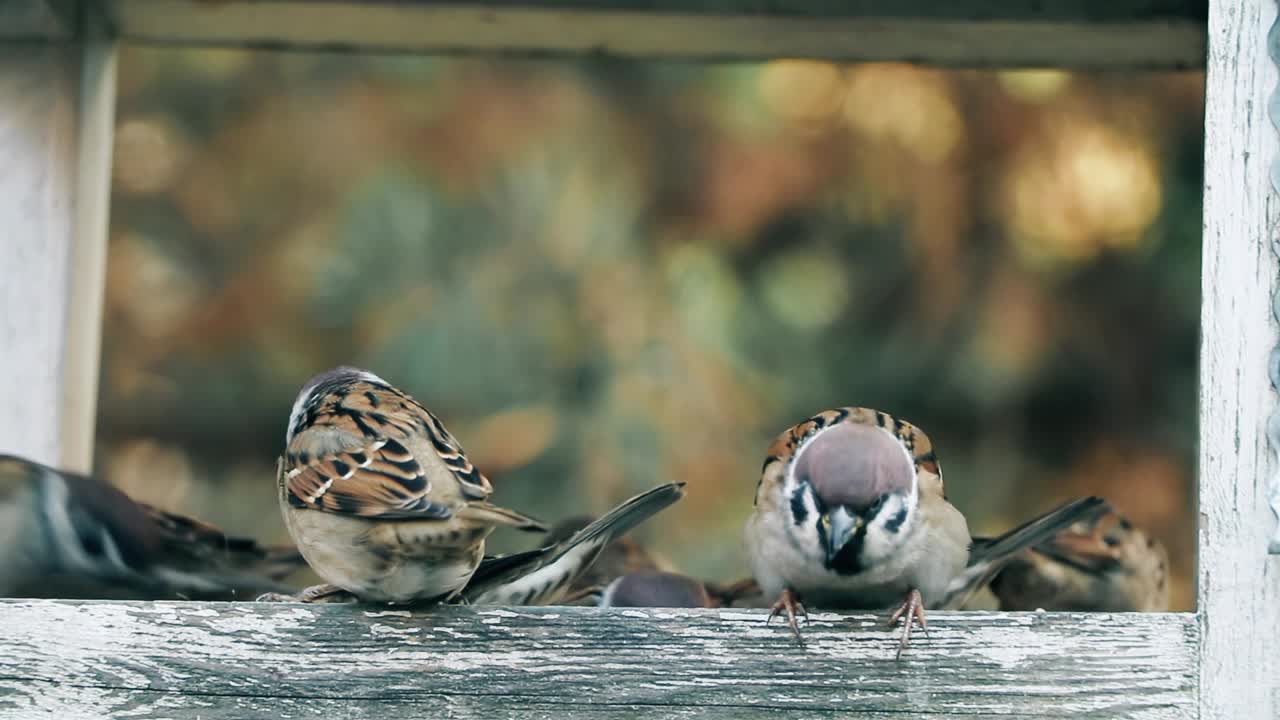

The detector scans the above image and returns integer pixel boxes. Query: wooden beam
[104,0,1208,69]
[0,601,1197,718]
[1198,0,1280,717]
[0,8,117,473]
[61,18,118,473]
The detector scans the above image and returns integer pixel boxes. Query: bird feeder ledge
[0,1,1277,719]
[0,601,1199,718]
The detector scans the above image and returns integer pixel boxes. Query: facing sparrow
[745,407,1105,655]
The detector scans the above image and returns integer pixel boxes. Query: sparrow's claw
[766,588,809,647]
[258,583,356,604]
[888,588,927,659]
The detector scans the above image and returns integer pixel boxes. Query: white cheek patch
[862,493,919,563]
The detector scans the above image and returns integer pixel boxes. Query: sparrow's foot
[766,588,809,647]
[887,588,927,659]
[256,583,355,604]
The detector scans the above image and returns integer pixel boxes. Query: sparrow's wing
[3,455,305,600]
[284,379,529,524]
[55,469,166,572]
[988,507,1170,612]
[138,504,309,594]
[941,495,1110,609]
[1029,509,1129,573]
[460,482,685,605]
[284,430,456,520]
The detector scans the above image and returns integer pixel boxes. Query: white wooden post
[0,5,116,473]
[1199,0,1280,717]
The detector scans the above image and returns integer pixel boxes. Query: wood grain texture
[59,21,118,473]
[0,601,1197,719]
[0,45,78,469]
[1266,0,1280,557]
[105,0,1208,69]
[1199,0,1280,717]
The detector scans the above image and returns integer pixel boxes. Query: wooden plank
[105,0,1208,69]
[0,601,1197,718]
[1198,0,1280,717]
[0,0,76,40]
[0,12,117,474]
[60,18,118,473]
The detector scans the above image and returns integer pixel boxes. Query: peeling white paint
[0,601,1198,718]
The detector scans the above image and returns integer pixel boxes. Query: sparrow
[745,407,1106,655]
[985,503,1170,612]
[599,570,712,609]
[541,512,664,599]
[0,454,306,600]
[704,576,767,609]
[458,482,686,605]
[269,366,552,604]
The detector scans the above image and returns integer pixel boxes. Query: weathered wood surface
[0,46,80,470]
[59,17,117,474]
[0,601,1197,718]
[102,0,1207,68]
[1198,0,1280,718]
[0,18,116,474]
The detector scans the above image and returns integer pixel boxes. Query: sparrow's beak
[823,506,863,564]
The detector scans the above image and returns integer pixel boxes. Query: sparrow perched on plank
[599,570,712,609]
[0,454,305,600]
[269,366,550,604]
[986,503,1169,612]
[458,482,685,605]
[745,407,1106,655]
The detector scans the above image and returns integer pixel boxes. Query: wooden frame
[0,1,1275,718]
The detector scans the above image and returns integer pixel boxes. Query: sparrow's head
[600,570,712,609]
[789,420,921,574]
[286,365,389,444]
[0,454,40,501]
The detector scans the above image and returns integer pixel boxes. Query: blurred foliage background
[96,49,1203,610]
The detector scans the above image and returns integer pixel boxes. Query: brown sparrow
[986,503,1170,612]
[459,482,685,605]
[599,570,712,609]
[0,454,305,600]
[270,366,551,604]
[745,407,1106,654]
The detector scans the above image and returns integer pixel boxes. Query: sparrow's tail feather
[461,482,686,605]
[942,495,1109,609]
